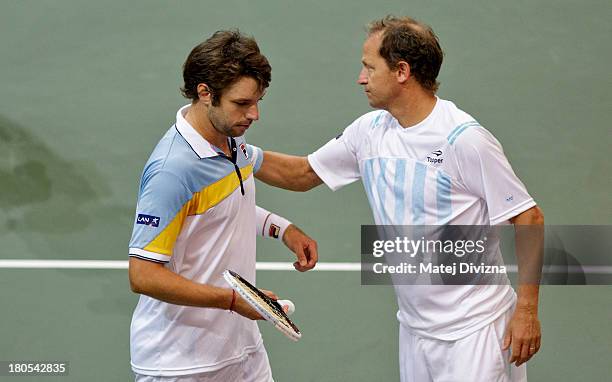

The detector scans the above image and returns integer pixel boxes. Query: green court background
[1,0,610,381]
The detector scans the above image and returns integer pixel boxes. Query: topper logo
[137,214,160,227]
[427,149,444,164]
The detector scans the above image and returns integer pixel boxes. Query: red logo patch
[269,224,280,238]
[240,143,248,159]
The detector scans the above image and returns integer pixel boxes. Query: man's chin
[228,128,247,138]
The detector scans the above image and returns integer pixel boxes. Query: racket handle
[277,299,295,315]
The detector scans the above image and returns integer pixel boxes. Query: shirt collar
[175,104,220,159]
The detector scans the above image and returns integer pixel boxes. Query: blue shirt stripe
[372,111,385,127]
[436,172,452,223]
[411,162,427,225]
[362,159,378,222]
[448,121,481,144]
[375,158,388,224]
[393,159,407,224]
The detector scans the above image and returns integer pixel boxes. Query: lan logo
[137,214,160,227]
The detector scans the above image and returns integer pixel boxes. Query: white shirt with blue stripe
[308,98,536,340]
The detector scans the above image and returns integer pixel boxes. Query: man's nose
[246,104,259,121]
[357,68,368,85]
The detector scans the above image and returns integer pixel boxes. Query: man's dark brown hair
[181,30,272,105]
[368,16,443,94]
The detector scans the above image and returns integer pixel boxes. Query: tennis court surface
[1,0,610,380]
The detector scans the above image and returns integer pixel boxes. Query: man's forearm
[516,284,539,312]
[129,257,231,309]
[255,151,322,191]
[511,206,545,304]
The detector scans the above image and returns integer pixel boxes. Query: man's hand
[231,289,279,320]
[503,304,541,366]
[282,224,318,271]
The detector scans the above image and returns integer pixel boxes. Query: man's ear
[197,83,212,105]
[396,61,411,84]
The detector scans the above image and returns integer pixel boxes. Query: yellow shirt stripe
[144,164,254,255]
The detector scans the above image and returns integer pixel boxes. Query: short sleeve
[246,144,264,173]
[453,127,536,225]
[307,118,364,191]
[128,170,192,263]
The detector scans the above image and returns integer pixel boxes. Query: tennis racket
[223,270,301,341]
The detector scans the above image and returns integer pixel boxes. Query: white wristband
[256,206,292,240]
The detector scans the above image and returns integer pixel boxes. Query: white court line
[506,265,612,274]
[0,260,361,271]
[0,260,129,269]
[257,262,362,271]
[0,260,611,274]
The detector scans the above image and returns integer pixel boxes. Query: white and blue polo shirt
[128,105,265,376]
[308,98,536,340]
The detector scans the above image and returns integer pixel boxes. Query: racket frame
[223,270,301,341]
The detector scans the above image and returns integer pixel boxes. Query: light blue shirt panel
[129,170,192,251]
[129,126,250,252]
[246,144,264,173]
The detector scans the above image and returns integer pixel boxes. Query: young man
[255,16,543,382]
[128,30,318,382]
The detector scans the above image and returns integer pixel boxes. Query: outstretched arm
[255,151,323,192]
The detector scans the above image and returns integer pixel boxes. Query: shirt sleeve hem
[129,248,171,263]
[307,154,343,192]
[251,145,263,173]
[489,199,537,226]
